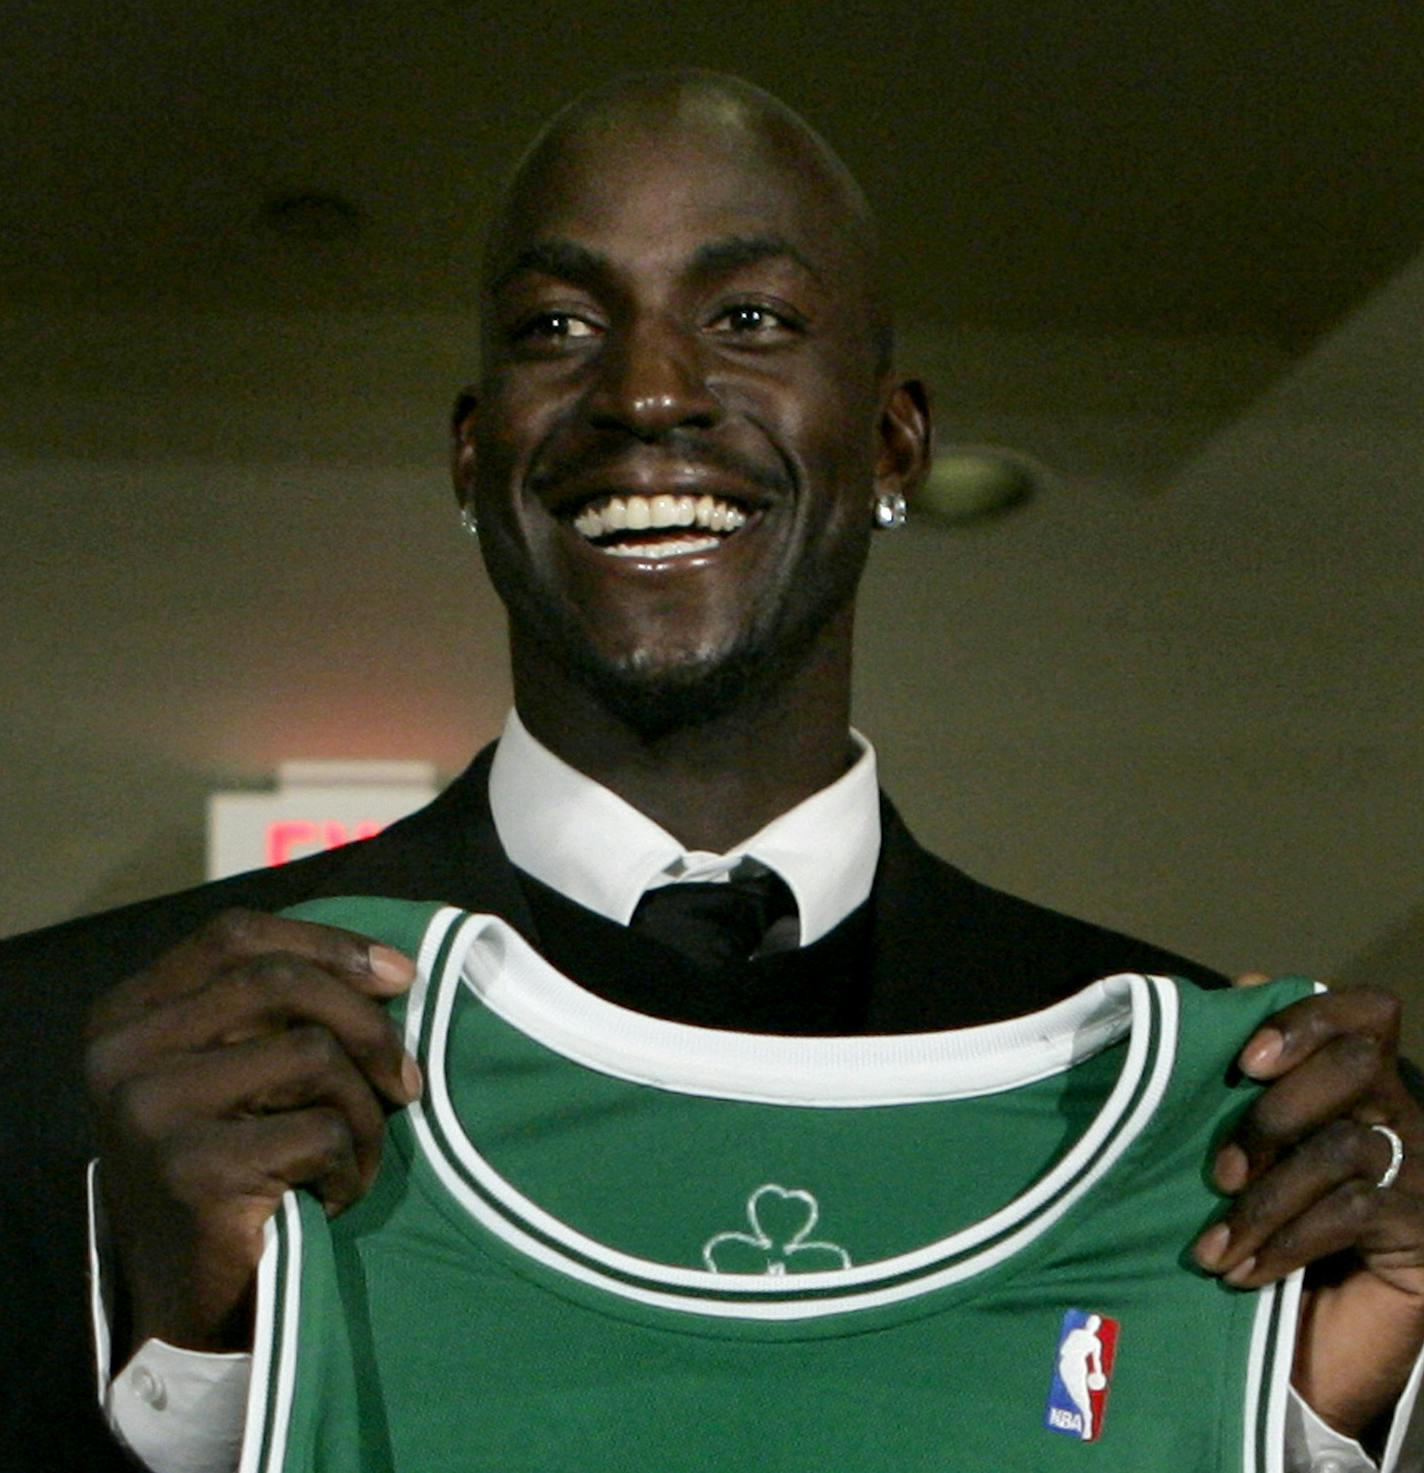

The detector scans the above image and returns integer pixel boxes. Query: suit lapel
[310,742,540,943]
[864,797,969,1031]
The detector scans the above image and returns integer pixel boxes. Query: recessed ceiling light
[915,447,1044,526]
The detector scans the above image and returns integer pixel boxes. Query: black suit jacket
[0,745,1222,1470]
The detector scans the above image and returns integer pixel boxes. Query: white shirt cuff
[105,1341,251,1473]
[1285,1341,1424,1473]
[88,1160,251,1473]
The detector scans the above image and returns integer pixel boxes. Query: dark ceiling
[4,1,1423,348]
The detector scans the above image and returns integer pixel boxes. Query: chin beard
[564,630,789,740]
[546,575,864,740]
[497,535,865,741]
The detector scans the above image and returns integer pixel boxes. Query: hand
[1192,982,1424,1435]
[84,908,421,1356]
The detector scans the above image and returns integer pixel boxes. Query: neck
[510,613,857,852]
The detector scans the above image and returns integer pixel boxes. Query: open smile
[567,492,756,561]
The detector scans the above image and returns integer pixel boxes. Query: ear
[873,377,933,506]
[451,387,479,510]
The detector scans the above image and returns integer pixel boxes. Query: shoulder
[0,746,500,1005]
[870,795,1227,1028]
[2,851,334,982]
[0,845,380,1072]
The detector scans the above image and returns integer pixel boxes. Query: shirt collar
[488,709,880,946]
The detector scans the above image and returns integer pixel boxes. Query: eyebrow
[486,239,610,297]
[486,232,824,298]
[687,234,825,287]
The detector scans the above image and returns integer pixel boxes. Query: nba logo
[1044,1308,1119,1442]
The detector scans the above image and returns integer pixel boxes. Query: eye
[707,303,797,336]
[515,310,601,343]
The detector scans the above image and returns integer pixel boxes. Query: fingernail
[1214,1144,1249,1193]
[401,1054,424,1101]
[1195,1222,1230,1268]
[369,945,416,988]
[1240,1027,1284,1075]
[1223,1255,1257,1287]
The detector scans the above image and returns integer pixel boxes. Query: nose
[586,316,721,439]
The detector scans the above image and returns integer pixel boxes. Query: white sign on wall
[207,761,438,881]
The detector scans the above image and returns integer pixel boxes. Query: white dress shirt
[488,708,880,943]
[97,713,1415,1473]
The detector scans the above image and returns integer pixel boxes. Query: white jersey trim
[451,908,1138,1106]
[404,909,1179,1320]
[240,1194,304,1473]
[1241,1271,1306,1473]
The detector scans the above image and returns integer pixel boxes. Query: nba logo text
[1044,1308,1119,1443]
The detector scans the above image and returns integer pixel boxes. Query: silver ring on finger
[1370,1122,1405,1190]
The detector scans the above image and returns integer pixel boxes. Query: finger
[111,1105,371,1350]
[88,953,422,1107]
[108,1027,391,1186]
[1218,1032,1395,1187]
[1195,1118,1399,1274]
[1198,1176,1424,1292]
[1209,1183,1376,1288]
[89,908,416,1033]
[1236,987,1401,1081]
[170,1107,369,1219]
[1231,972,1274,988]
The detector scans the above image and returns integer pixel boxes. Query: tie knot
[629,868,797,969]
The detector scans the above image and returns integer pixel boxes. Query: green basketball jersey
[239,897,1314,1473]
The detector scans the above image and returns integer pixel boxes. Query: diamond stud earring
[872,492,907,530]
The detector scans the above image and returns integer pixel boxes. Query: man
[4,71,1422,1470]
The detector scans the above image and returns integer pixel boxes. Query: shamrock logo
[702,1184,852,1275]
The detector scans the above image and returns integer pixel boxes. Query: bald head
[482,71,892,371]
[456,70,931,756]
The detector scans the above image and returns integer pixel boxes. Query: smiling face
[458,77,927,737]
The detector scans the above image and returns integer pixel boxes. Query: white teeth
[570,492,751,542]
[604,536,721,559]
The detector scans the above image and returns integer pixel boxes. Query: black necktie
[629,868,797,970]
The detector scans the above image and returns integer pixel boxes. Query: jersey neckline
[401,908,1181,1320]
[436,906,1143,1106]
